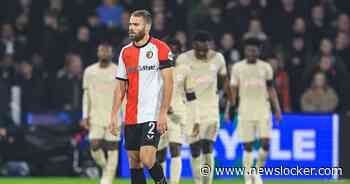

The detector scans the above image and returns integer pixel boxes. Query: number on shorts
[148,122,155,135]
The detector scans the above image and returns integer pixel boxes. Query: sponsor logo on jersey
[127,65,159,73]
[146,51,153,59]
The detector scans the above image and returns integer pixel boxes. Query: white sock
[256,148,268,169]
[170,156,182,184]
[160,161,166,177]
[243,151,253,179]
[102,150,119,182]
[202,153,214,184]
[91,149,107,168]
[191,156,201,184]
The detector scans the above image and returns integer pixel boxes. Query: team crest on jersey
[146,51,153,59]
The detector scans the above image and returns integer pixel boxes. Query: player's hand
[275,111,282,124]
[192,123,200,137]
[109,115,120,136]
[80,118,90,130]
[157,113,168,135]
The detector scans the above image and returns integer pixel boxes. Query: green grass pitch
[0,178,349,184]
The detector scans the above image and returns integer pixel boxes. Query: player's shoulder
[176,50,193,64]
[150,37,170,49]
[84,62,99,73]
[233,60,246,67]
[257,59,272,69]
[209,50,225,62]
[120,42,133,52]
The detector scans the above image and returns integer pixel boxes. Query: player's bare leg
[90,139,107,169]
[254,138,270,184]
[169,143,182,184]
[101,141,119,184]
[190,141,201,184]
[140,145,167,184]
[157,147,168,175]
[243,142,254,184]
[128,151,146,184]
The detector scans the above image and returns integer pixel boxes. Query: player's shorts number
[148,122,156,135]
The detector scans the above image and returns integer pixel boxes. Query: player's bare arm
[109,79,127,135]
[267,83,282,123]
[158,67,174,135]
[81,71,91,130]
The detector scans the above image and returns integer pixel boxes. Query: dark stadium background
[0,0,350,181]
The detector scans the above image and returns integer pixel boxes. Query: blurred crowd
[0,0,350,139]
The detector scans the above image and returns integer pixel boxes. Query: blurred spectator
[196,6,225,41]
[225,0,263,37]
[308,5,332,50]
[0,55,16,115]
[243,18,268,41]
[335,13,350,34]
[54,54,83,112]
[17,61,49,121]
[0,24,26,60]
[292,17,307,36]
[268,56,292,112]
[41,11,67,74]
[151,0,166,14]
[219,32,240,69]
[285,35,310,111]
[96,0,124,28]
[305,55,350,111]
[289,17,311,46]
[69,25,95,67]
[301,72,338,113]
[268,0,301,44]
[152,13,169,39]
[87,13,108,46]
[335,32,350,72]
[175,30,188,51]
[0,110,18,164]
[167,0,189,30]
[15,14,30,48]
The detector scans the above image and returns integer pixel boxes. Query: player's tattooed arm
[267,81,282,123]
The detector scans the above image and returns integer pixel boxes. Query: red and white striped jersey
[116,37,173,125]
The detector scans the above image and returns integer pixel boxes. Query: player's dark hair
[243,38,262,48]
[193,30,212,42]
[131,9,152,25]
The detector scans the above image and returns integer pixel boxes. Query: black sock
[131,168,147,184]
[148,162,167,184]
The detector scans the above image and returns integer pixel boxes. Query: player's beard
[100,58,110,65]
[129,30,146,42]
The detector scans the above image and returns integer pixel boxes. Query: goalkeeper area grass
[0,178,348,184]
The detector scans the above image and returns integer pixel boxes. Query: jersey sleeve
[158,42,174,70]
[266,63,274,81]
[82,69,89,90]
[116,50,128,80]
[82,69,90,119]
[230,64,239,86]
[217,53,227,76]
